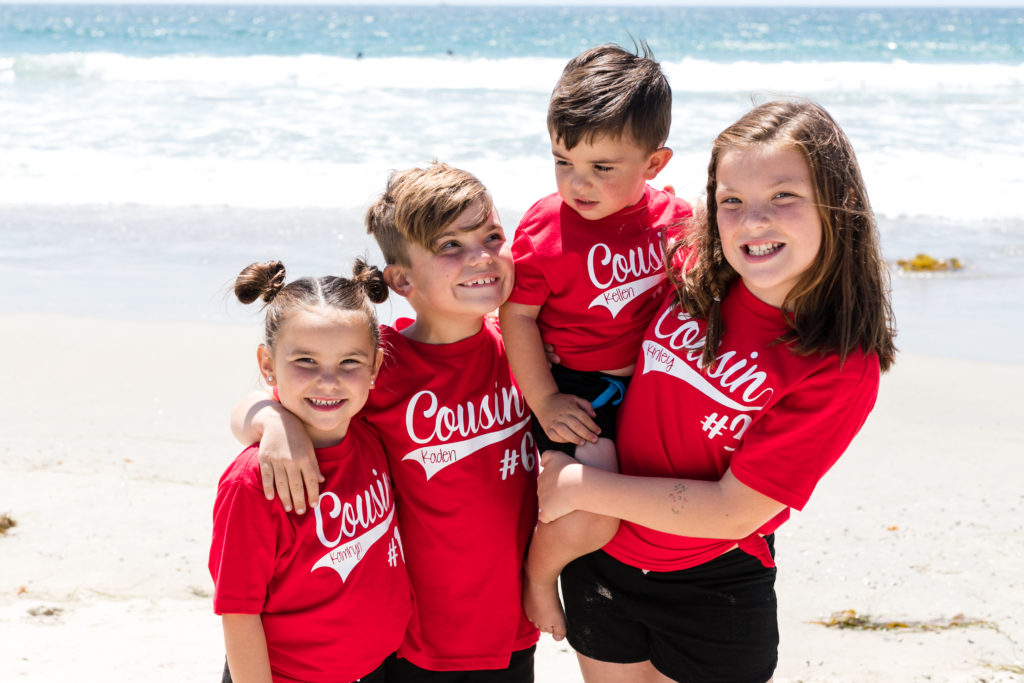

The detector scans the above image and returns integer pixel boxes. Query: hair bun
[234,260,287,305]
[351,258,389,305]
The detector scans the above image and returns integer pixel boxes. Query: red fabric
[604,281,880,571]
[508,186,692,371]
[210,421,412,683]
[365,318,539,670]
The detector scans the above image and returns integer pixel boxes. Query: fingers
[260,455,321,514]
[272,461,296,512]
[302,465,324,511]
[537,505,567,524]
[259,461,276,501]
[548,411,600,445]
[570,395,597,419]
[539,450,557,468]
[288,469,308,514]
[538,394,600,445]
[549,423,595,446]
[542,343,561,366]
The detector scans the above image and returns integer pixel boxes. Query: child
[231,163,540,681]
[210,259,412,683]
[536,99,897,682]
[498,43,693,640]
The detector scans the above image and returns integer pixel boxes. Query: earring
[266,375,274,383]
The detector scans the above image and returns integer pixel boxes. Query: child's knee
[574,437,619,472]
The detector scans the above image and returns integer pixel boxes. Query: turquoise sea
[1,5,1022,361]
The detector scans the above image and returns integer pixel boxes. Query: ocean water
[1,4,1022,361]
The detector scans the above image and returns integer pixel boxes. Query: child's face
[714,142,823,309]
[393,199,514,330]
[551,132,670,221]
[258,306,382,448]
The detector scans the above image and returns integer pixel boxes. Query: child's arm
[537,451,785,540]
[222,613,273,683]
[499,301,599,446]
[231,390,323,514]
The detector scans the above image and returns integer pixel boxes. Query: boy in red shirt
[499,43,693,641]
[231,162,539,681]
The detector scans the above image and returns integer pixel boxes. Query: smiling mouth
[461,276,499,287]
[745,242,783,257]
[307,398,344,409]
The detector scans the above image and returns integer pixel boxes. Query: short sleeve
[663,208,692,244]
[209,455,281,614]
[507,223,551,306]
[730,354,880,511]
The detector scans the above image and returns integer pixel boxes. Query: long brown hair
[667,99,896,372]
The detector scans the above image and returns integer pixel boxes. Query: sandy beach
[0,311,1021,682]
[2,2,1022,679]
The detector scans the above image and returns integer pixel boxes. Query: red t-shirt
[210,420,412,683]
[365,318,539,670]
[508,187,693,371]
[603,281,880,571]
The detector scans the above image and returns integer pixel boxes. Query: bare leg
[576,653,674,683]
[577,652,773,683]
[523,439,619,641]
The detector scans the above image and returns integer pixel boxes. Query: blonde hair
[365,161,492,266]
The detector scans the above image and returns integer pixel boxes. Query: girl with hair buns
[210,259,412,683]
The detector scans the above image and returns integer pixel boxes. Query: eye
[594,164,613,173]
[554,159,570,167]
[437,239,461,252]
[486,231,505,244]
[718,196,741,206]
[294,357,316,365]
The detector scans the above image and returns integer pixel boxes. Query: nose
[570,169,591,191]
[743,203,771,229]
[317,366,342,389]
[467,240,494,266]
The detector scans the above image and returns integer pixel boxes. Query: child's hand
[542,343,561,367]
[537,450,583,523]
[258,411,323,514]
[534,392,600,446]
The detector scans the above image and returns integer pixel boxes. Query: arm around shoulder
[230,389,277,445]
[228,388,321,513]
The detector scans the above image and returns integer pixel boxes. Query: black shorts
[533,364,630,456]
[561,540,778,683]
[385,646,535,683]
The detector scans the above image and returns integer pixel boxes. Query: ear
[383,264,413,297]
[369,348,384,387]
[643,146,674,180]
[257,344,276,385]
